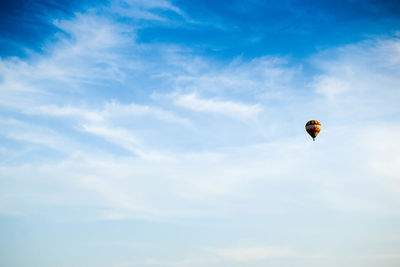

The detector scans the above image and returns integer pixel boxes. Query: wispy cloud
[311,37,400,113]
[112,0,184,21]
[102,101,193,127]
[2,25,400,220]
[174,93,262,120]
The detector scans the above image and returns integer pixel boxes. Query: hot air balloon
[305,120,321,141]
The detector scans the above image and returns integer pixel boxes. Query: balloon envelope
[305,120,321,141]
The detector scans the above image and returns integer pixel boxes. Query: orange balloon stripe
[306,120,321,126]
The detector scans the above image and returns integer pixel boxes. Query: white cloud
[311,37,400,113]
[167,56,300,100]
[82,124,142,151]
[29,100,193,127]
[33,105,104,122]
[2,32,400,221]
[0,118,80,155]
[102,101,193,127]
[77,174,161,219]
[112,0,184,21]
[174,93,262,120]
[313,75,350,102]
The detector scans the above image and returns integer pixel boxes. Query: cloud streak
[174,93,262,120]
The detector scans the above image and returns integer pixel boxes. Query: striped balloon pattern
[305,120,321,141]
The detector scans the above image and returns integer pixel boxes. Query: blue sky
[1,0,400,266]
